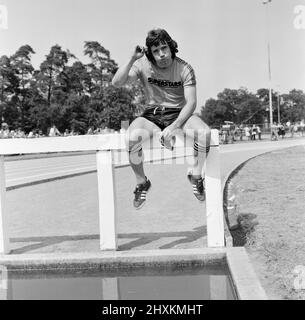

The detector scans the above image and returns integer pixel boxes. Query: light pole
[263,0,273,140]
[277,92,281,124]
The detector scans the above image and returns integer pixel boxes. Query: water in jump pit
[0,265,237,300]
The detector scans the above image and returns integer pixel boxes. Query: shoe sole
[135,184,152,210]
[195,195,205,202]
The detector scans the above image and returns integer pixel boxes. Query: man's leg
[183,114,211,178]
[125,117,160,184]
[125,117,160,209]
[183,114,211,201]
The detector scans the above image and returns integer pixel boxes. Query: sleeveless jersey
[131,56,196,109]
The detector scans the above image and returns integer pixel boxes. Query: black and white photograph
[1,0,305,305]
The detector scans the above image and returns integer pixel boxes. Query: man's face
[151,42,173,69]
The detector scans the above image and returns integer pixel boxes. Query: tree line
[1,42,304,134]
[0,42,145,135]
[201,87,305,128]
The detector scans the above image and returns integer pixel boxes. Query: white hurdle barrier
[0,156,9,254]
[205,130,225,247]
[0,129,224,254]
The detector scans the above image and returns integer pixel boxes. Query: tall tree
[202,87,265,126]
[281,89,305,122]
[0,55,18,124]
[37,45,70,107]
[99,86,135,130]
[84,41,118,95]
[64,61,92,96]
[9,45,36,128]
[201,98,226,127]
[61,94,90,134]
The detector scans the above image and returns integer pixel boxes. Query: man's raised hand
[132,45,145,61]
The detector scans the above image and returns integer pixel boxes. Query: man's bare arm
[112,46,144,87]
[161,85,197,141]
[172,85,197,128]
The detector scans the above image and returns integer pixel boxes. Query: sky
[1,0,305,109]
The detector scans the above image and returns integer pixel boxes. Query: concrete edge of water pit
[0,247,267,300]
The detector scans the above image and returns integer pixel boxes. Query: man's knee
[198,126,211,141]
[125,129,144,153]
[185,115,211,154]
[126,117,161,153]
[126,128,147,152]
[191,123,211,144]
[125,129,145,165]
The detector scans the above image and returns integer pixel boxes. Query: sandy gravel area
[225,145,305,300]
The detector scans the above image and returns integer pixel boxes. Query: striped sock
[128,143,143,165]
[194,142,210,154]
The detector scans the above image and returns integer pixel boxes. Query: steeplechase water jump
[0,29,226,254]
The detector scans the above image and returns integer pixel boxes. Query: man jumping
[112,28,211,209]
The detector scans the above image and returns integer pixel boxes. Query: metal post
[277,93,281,124]
[263,0,273,140]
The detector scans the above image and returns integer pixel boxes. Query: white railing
[0,129,224,254]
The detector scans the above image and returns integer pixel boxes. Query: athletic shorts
[141,106,181,130]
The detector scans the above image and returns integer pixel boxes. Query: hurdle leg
[0,156,9,254]
[96,150,117,250]
[205,129,225,247]
[101,278,119,300]
[0,266,8,300]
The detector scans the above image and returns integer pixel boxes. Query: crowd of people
[1,121,305,142]
[220,124,262,144]
[0,123,126,139]
[242,124,262,141]
[219,120,305,144]
[271,121,305,140]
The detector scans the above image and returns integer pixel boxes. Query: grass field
[226,145,305,299]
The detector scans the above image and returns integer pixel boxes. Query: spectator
[49,124,61,137]
[300,120,305,137]
[292,123,298,137]
[251,125,257,141]
[16,128,26,138]
[2,128,9,138]
[256,125,262,140]
[9,130,15,138]
[278,123,285,139]
[1,123,9,138]
[87,127,94,135]
[244,125,250,141]
[34,130,40,138]
[238,125,244,141]
[271,123,279,141]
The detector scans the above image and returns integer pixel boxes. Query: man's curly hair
[145,29,178,63]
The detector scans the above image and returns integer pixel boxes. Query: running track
[3,137,305,254]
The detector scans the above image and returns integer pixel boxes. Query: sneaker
[187,172,205,202]
[133,177,152,209]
